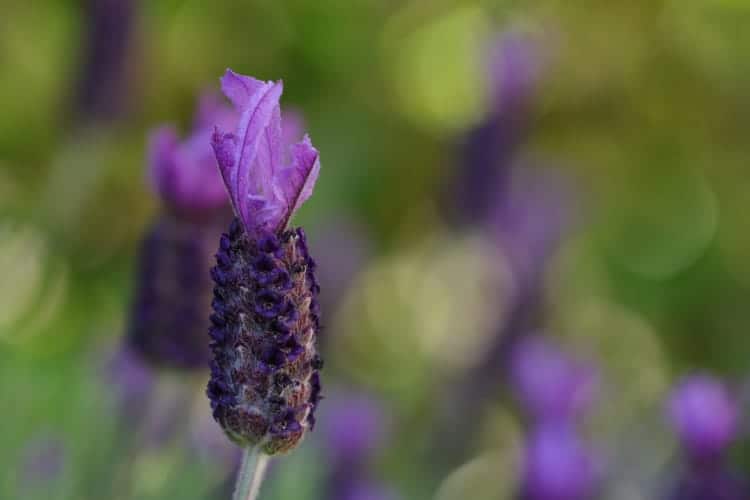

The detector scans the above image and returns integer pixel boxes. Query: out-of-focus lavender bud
[207,70,322,455]
[18,434,67,491]
[76,0,137,122]
[451,32,543,226]
[126,95,236,370]
[324,392,386,467]
[127,212,226,370]
[105,343,154,420]
[321,392,385,462]
[335,481,400,500]
[510,335,598,424]
[668,468,748,500]
[148,94,236,219]
[486,32,543,115]
[490,167,573,295]
[310,218,372,320]
[667,375,739,462]
[521,425,600,500]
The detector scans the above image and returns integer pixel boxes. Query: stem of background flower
[232,447,270,500]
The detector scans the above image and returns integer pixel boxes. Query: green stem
[232,447,270,500]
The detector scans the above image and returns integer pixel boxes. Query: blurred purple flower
[105,343,154,420]
[319,390,398,500]
[321,391,387,463]
[510,335,598,424]
[76,0,137,122]
[335,481,399,500]
[451,32,543,226]
[127,212,226,370]
[18,434,67,490]
[521,425,600,500]
[667,375,739,462]
[486,32,543,114]
[490,166,573,295]
[310,217,373,318]
[149,92,236,216]
[668,468,748,500]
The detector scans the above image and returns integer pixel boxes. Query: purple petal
[232,81,284,230]
[275,135,320,227]
[220,69,266,109]
[211,129,238,205]
[148,126,179,201]
[281,108,305,149]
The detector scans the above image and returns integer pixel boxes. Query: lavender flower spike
[207,69,322,456]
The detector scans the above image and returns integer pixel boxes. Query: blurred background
[2,1,750,499]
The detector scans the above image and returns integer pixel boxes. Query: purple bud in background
[510,335,598,424]
[75,0,137,123]
[207,70,322,455]
[490,166,573,295]
[18,434,67,491]
[335,481,400,500]
[486,32,543,115]
[310,217,373,320]
[521,425,600,500]
[148,93,236,218]
[321,391,387,463]
[451,32,543,226]
[667,375,739,462]
[104,343,154,420]
[127,95,236,370]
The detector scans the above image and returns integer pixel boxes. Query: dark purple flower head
[148,93,237,216]
[521,425,600,500]
[127,212,227,370]
[510,335,598,423]
[211,70,320,238]
[207,70,321,455]
[667,375,739,462]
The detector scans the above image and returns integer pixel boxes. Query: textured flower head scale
[207,69,322,455]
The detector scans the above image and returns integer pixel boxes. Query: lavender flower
[127,94,236,370]
[451,32,541,226]
[665,375,747,499]
[667,375,739,462]
[18,434,67,491]
[206,70,322,455]
[510,335,598,424]
[75,0,136,122]
[521,425,600,500]
[321,392,386,463]
[334,481,399,500]
[318,391,396,500]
